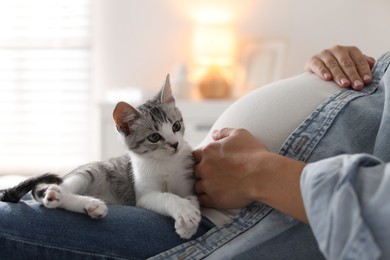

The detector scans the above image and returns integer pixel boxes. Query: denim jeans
[0,199,214,259]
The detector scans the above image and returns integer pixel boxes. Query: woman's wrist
[243,152,309,223]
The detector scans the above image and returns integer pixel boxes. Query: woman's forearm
[244,152,309,223]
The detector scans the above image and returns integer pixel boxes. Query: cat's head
[113,75,186,158]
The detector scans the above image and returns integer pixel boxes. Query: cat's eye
[147,133,161,143]
[172,121,181,132]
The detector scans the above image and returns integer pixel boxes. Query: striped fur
[0,173,62,203]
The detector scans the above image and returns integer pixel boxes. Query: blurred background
[0,0,389,180]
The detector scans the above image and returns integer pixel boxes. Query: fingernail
[340,78,349,86]
[363,75,371,82]
[323,73,331,80]
[353,80,363,90]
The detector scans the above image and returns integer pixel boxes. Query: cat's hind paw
[174,204,201,239]
[84,199,108,219]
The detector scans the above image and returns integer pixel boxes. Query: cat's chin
[160,148,183,158]
[143,151,176,160]
[165,149,180,156]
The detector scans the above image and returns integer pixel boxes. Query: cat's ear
[159,74,175,104]
[113,101,139,136]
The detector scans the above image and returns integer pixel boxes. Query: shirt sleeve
[301,153,390,260]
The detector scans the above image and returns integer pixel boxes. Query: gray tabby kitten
[0,75,201,239]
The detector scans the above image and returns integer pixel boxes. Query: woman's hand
[193,128,266,209]
[193,128,308,222]
[304,45,375,90]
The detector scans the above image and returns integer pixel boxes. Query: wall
[92,0,390,96]
[242,0,390,79]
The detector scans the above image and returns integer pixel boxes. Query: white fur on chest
[130,144,194,198]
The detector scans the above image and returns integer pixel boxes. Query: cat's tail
[0,173,62,203]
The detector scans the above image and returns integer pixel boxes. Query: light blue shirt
[302,154,389,259]
[301,52,390,259]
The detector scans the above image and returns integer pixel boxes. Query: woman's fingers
[305,45,374,90]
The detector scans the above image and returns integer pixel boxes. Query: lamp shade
[193,24,236,67]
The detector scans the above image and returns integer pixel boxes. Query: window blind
[0,0,93,175]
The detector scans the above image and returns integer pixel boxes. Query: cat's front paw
[84,199,108,219]
[42,185,63,208]
[174,203,201,239]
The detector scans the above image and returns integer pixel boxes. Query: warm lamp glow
[192,24,237,99]
[191,5,234,24]
[193,24,236,67]
[169,0,255,25]
[177,1,240,99]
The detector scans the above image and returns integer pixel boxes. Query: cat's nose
[170,142,178,150]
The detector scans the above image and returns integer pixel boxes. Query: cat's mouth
[170,147,179,155]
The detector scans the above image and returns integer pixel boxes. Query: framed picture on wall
[234,39,287,97]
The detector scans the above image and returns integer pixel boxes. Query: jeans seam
[150,204,273,259]
[280,80,379,163]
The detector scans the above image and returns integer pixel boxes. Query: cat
[0,75,201,239]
